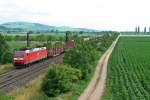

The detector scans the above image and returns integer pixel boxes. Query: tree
[47,35,53,42]
[138,26,140,33]
[65,31,71,41]
[63,40,99,79]
[135,27,138,33]
[42,64,81,97]
[36,34,46,42]
[0,34,12,64]
[144,27,146,33]
[79,31,84,34]
[0,34,6,61]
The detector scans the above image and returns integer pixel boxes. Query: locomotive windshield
[14,51,24,57]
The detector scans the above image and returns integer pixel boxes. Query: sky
[0,0,150,31]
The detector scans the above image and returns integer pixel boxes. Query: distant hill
[1,22,54,31]
[0,22,99,32]
[0,25,9,31]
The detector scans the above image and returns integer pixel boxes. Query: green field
[7,41,46,51]
[5,33,65,36]
[102,37,150,99]
[5,32,100,38]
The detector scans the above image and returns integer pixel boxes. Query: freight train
[13,40,74,68]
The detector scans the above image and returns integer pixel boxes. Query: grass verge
[8,74,72,100]
[8,75,44,100]
[0,64,14,74]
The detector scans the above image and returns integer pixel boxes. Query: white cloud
[0,0,150,31]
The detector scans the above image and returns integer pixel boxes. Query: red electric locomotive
[13,46,48,67]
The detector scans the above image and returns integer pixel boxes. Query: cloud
[0,0,150,31]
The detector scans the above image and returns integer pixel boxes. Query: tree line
[4,34,65,42]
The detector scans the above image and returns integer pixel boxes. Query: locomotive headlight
[14,58,24,60]
[14,58,18,60]
[19,58,24,60]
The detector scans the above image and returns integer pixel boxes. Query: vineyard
[102,37,150,99]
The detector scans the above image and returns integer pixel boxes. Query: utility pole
[27,31,32,47]
[66,31,70,42]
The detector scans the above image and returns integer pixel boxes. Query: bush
[63,40,99,79]
[101,34,111,48]
[42,64,81,97]
[96,33,119,52]
[0,34,12,64]
[97,45,106,52]
[1,51,12,64]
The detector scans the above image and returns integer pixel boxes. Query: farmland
[102,37,150,99]
[7,41,46,52]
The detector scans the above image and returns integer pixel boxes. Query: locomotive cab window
[14,51,24,57]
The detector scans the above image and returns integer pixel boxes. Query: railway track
[0,54,64,93]
[78,36,120,100]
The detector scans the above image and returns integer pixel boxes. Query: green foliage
[54,41,64,46]
[0,94,14,100]
[47,35,53,42]
[44,41,64,49]
[102,37,150,99]
[42,64,81,97]
[97,33,119,52]
[71,35,84,44]
[4,36,13,41]
[13,35,27,41]
[35,34,47,42]
[1,51,12,64]
[97,45,106,52]
[43,42,52,49]
[0,34,12,64]
[7,34,65,42]
[63,40,99,79]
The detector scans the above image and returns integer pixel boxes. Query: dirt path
[78,36,120,100]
